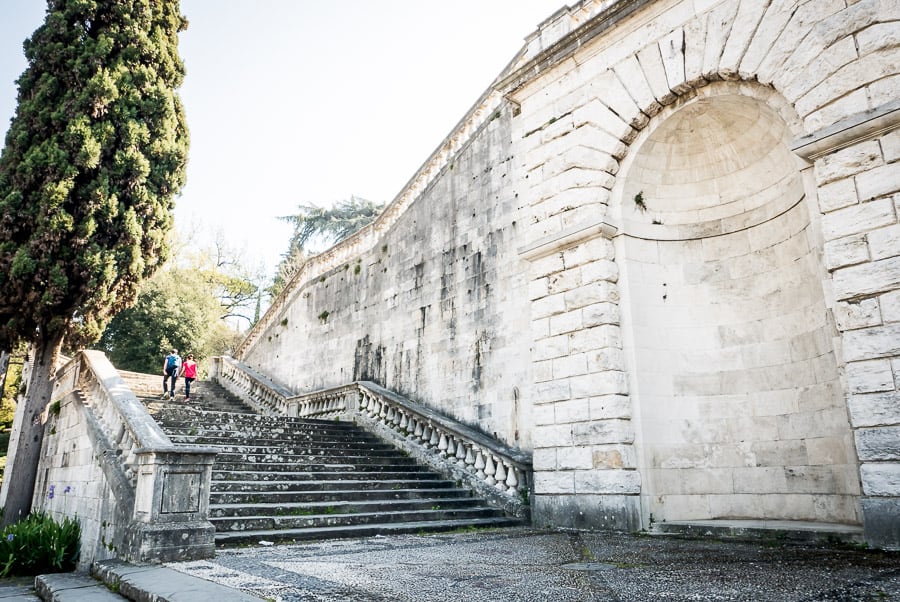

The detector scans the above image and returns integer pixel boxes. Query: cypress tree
[0,0,189,525]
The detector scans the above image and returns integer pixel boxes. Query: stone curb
[91,559,263,602]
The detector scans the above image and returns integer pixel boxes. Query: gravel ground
[166,528,900,601]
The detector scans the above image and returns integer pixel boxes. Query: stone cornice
[494,0,652,98]
[518,217,619,261]
[791,99,900,161]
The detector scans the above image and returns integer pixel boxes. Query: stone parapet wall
[33,392,122,567]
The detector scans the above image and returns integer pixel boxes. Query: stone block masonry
[238,0,900,549]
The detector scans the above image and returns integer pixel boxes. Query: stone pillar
[128,448,217,562]
[521,227,641,531]
[794,100,900,550]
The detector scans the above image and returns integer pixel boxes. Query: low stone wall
[33,391,124,567]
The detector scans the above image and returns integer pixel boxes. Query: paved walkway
[166,527,900,601]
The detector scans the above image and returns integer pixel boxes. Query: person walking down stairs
[181,353,198,402]
[162,349,182,399]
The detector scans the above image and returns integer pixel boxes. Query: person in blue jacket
[162,349,182,399]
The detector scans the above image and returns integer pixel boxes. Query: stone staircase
[121,372,522,545]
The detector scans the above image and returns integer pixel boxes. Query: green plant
[48,400,61,417]
[519,488,530,506]
[0,513,80,577]
[318,310,330,323]
[354,264,361,275]
[280,317,289,327]
[580,545,595,561]
[633,191,647,212]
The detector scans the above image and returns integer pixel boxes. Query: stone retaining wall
[240,0,900,547]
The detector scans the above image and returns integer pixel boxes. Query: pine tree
[0,0,189,525]
[270,196,384,297]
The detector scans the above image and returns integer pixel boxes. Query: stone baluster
[484,454,497,486]
[445,437,458,462]
[437,432,449,457]
[474,449,486,478]
[464,445,476,470]
[505,464,519,492]
[455,439,468,465]
[494,459,506,490]
[429,427,440,449]
[398,411,409,431]
[392,406,403,427]
[413,419,424,439]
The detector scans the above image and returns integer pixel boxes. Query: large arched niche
[611,84,861,525]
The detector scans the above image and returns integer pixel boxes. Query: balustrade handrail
[55,351,175,451]
[354,380,532,470]
[214,357,530,470]
[45,349,218,563]
[212,357,532,516]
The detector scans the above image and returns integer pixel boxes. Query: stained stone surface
[166,528,900,601]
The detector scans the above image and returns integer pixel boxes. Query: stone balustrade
[212,357,532,518]
[352,381,532,518]
[36,350,216,565]
[211,356,303,417]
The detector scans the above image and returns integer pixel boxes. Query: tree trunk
[0,350,9,396]
[0,335,62,527]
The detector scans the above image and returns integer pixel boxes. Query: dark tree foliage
[270,196,384,297]
[0,0,189,525]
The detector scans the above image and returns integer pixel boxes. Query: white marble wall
[239,0,900,546]
[508,0,899,542]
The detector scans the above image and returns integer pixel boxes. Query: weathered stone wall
[813,125,900,548]
[241,109,534,448]
[506,0,899,544]
[32,395,122,569]
[240,0,900,547]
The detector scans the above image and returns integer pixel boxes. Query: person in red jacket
[180,353,198,402]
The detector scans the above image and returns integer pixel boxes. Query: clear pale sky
[0,1,565,278]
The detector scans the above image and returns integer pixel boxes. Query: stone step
[211,469,435,482]
[210,487,471,505]
[128,368,523,546]
[211,506,506,531]
[154,409,355,429]
[206,449,413,463]
[169,435,399,456]
[211,457,421,471]
[211,496,484,519]
[165,425,391,447]
[157,417,364,436]
[212,478,456,492]
[213,516,523,545]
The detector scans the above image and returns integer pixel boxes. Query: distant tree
[187,231,265,326]
[96,267,241,375]
[0,0,189,525]
[280,196,384,252]
[96,233,257,374]
[270,196,384,297]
